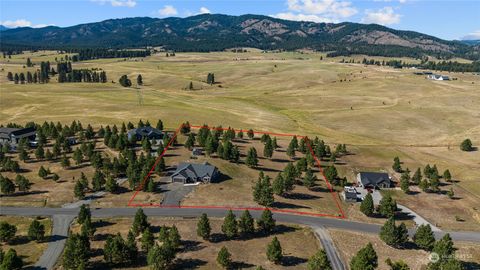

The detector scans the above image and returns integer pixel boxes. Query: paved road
[313,226,346,270]
[33,215,75,270]
[2,206,479,242]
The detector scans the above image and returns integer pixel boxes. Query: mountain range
[1,14,478,60]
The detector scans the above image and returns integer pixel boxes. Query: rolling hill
[1,14,478,59]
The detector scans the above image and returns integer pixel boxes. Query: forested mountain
[1,14,478,60]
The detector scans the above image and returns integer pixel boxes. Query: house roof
[127,126,163,138]
[171,162,217,179]
[0,127,36,139]
[358,172,391,187]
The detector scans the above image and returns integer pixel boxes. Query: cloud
[91,0,136,8]
[199,7,211,14]
[461,30,480,40]
[0,19,54,28]
[158,5,178,16]
[273,12,335,23]
[272,0,357,23]
[361,7,401,25]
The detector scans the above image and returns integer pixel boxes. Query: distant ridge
[1,14,478,60]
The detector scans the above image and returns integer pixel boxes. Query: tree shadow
[270,158,290,163]
[254,166,281,173]
[94,220,115,228]
[283,192,320,200]
[231,261,256,269]
[215,172,233,184]
[1,190,48,197]
[272,201,309,209]
[274,224,298,235]
[281,255,307,266]
[394,211,415,221]
[94,233,112,242]
[173,258,208,269]
[10,235,31,245]
[464,261,480,270]
[209,233,229,243]
[182,240,205,252]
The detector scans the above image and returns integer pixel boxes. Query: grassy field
[70,217,320,269]
[1,50,479,229]
[0,216,52,267]
[329,229,480,270]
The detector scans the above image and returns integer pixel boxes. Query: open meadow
[1,50,479,231]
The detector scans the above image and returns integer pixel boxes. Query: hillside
[1,14,478,59]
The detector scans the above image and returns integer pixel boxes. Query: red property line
[127,123,346,220]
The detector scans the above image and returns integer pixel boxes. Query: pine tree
[400,173,410,193]
[74,180,85,199]
[245,147,258,167]
[61,154,70,169]
[52,173,60,182]
[62,233,89,269]
[91,170,105,191]
[1,248,23,270]
[221,210,237,239]
[432,233,455,260]
[132,208,149,236]
[141,227,154,252]
[137,74,143,85]
[247,129,254,139]
[460,139,473,151]
[378,194,397,218]
[413,224,435,251]
[15,175,31,192]
[272,173,285,196]
[257,209,275,234]
[238,210,255,237]
[380,217,398,246]
[412,168,422,185]
[81,216,96,239]
[286,139,296,159]
[307,249,332,270]
[35,145,45,160]
[392,156,402,173]
[267,236,283,263]
[0,222,17,243]
[303,168,317,189]
[105,175,119,193]
[217,246,232,269]
[443,169,452,182]
[350,242,378,270]
[263,138,274,158]
[185,133,195,150]
[147,242,175,270]
[0,176,15,195]
[73,148,83,165]
[196,213,211,240]
[385,259,410,270]
[28,219,45,242]
[360,193,375,217]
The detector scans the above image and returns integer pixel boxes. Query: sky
[0,0,479,41]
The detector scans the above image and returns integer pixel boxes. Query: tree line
[357,57,480,72]
[67,48,151,61]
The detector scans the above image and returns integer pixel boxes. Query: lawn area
[329,229,480,270]
[0,216,52,267]
[70,217,320,269]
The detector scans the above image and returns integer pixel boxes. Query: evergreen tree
[378,194,397,218]
[412,168,422,185]
[414,224,435,251]
[104,233,131,265]
[263,138,274,158]
[392,157,402,173]
[119,75,132,87]
[0,222,17,243]
[221,210,237,239]
[432,234,455,261]
[286,139,296,159]
[266,236,283,264]
[61,154,71,169]
[38,166,48,179]
[216,246,231,269]
[460,139,473,151]
[196,213,211,240]
[147,243,176,270]
[272,173,285,196]
[81,216,96,239]
[105,175,119,193]
[307,249,332,270]
[132,208,149,236]
[257,209,275,234]
[141,227,154,252]
[73,148,83,165]
[74,180,85,199]
[35,145,45,160]
[0,176,15,195]
[1,248,23,270]
[447,188,455,199]
[386,258,410,270]
[78,204,91,224]
[137,74,143,85]
[91,170,105,191]
[62,233,89,269]
[185,133,195,150]
[350,242,378,270]
[443,169,452,182]
[238,210,255,237]
[400,174,410,193]
[245,147,258,167]
[52,173,60,181]
[360,193,375,216]
[247,129,254,139]
[303,168,317,189]
[15,175,31,192]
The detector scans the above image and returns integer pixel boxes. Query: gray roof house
[171,162,219,184]
[357,172,392,189]
[0,127,36,145]
[127,126,163,141]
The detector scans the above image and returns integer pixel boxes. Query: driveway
[160,182,195,206]
[312,226,346,270]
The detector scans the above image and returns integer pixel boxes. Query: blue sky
[0,0,479,40]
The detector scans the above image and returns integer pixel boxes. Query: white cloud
[0,19,54,28]
[461,30,480,40]
[92,0,136,8]
[273,12,335,23]
[199,7,211,14]
[361,7,401,25]
[272,0,357,23]
[158,5,178,16]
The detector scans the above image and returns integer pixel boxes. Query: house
[127,126,163,141]
[343,186,358,202]
[0,127,36,146]
[171,162,219,184]
[357,172,392,189]
[192,147,203,157]
[427,74,450,81]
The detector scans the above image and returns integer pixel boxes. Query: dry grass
[0,216,51,267]
[70,217,320,269]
